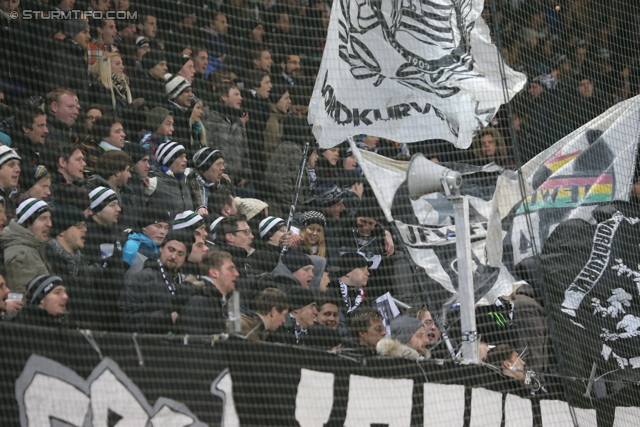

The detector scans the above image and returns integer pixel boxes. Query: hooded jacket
[271,260,301,292]
[2,219,51,293]
[376,337,429,361]
[203,106,250,183]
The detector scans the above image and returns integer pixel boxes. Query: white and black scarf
[339,280,365,314]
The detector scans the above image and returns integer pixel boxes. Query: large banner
[352,144,517,308]
[540,208,640,408]
[491,96,640,267]
[2,323,639,427]
[308,0,526,149]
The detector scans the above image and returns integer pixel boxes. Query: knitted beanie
[259,216,285,239]
[156,141,186,166]
[0,146,20,168]
[282,250,313,273]
[235,197,268,221]
[287,286,316,311]
[123,142,148,164]
[50,204,85,237]
[390,316,425,345]
[88,186,118,212]
[193,147,223,174]
[141,50,166,71]
[146,107,172,133]
[26,275,64,305]
[165,75,191,100]
[173,210,204,232]
[16,198,49,226]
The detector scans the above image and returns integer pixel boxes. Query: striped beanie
[209,216,224,240]
[16,198,49,226]
[173,210,204,231]
[193,147,223,174]
[259,216,285,239]
[26,275,64,304]
[165,74,191,100]
[0,146,20,168]
[156,141,186,166]
[89,187,118,212]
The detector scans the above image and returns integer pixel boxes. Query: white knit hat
[165,74,191,100]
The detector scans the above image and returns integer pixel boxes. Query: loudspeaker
[406,153,462,199]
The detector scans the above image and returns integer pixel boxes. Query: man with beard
[181,251,238,335]
[119,230,195,333]
[377,316,430,360]
[11,275,70,328]
[274,53,302,88]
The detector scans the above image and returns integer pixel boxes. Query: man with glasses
[45,204,99,328]
[214,214,260,277]
[119,230,195,334]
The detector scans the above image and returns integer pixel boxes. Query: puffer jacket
[2,219,51,293]
[203,106,250,183]
[263,105,285,160]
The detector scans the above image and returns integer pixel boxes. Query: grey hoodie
[271,260,300,292]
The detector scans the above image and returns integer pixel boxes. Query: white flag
[489,95,640,267]
[308,0,526,149]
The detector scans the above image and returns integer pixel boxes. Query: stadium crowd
[0,0,638,382]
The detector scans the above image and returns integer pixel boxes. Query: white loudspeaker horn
[406,153,462,199]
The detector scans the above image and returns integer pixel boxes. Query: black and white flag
[308,0,526,149]
[351,143,519,308]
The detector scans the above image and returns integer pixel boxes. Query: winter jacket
[242,91,271,179]
[146,168,195,218]
[238,310,268,341]
[376,337,428,360]
[45,238,97,328]
[267,313,309,346]
[2,219,51,294]
[263,106,286,160]
[44,113,78,147]
[10,131,42,170]
[252,243,281,274]
[88,80,131,113]
[181,276,228,335]
[122,232,160,276]
[84,218,125,266]
[203,106,250,182]
[264,140,310,219]
[118,258,192,334]
[130,69,166,110]
[139,129,169,169]
[10,303,71,329]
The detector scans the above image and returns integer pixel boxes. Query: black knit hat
[286,287,316,311]
[313,184,345,208]
[338,252,372,276]
[52,185,90,212]
[193,147,223,174]
[123,142,148,164]
[282,250,313,273]
[142,50,167,71]
[139,205,172,229]
[26,275,64,305]
[50,204,85,237]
